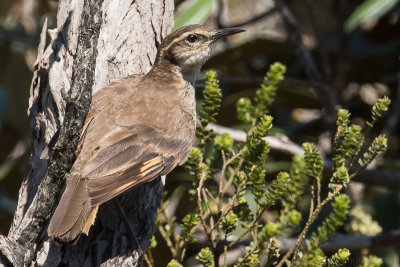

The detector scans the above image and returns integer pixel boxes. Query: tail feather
[48,174,95,242]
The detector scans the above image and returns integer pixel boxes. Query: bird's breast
[118,81,196,139]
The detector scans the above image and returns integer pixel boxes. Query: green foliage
[214,133,233,152]
[260,171,290,208]
[167,259,183,267]
[262,222,281,238]
[149,235,157,249]
[367,96,391,128]
[358,135,387,167]
[197,70,222,147]
[282,156,306,211]
[333,109,364,169]
[246,166,266,200]
[236,243,260,267]
[236,62,286,125]
[303,143,324,183]
[196,247,215,267]
[240,253,260,267]
[153,63,390,267]
[334,125,362,167]
[184,147,204,177]
[173,0,216,30]
[360,255,383,267]
[332,96,390,172]
[329,165,350,191]
[333,109,350,167]
[298,251,325,267]
[232,195,253,222]
[236,97,255,124]
[221,211,238,234]
[184,147,209,197]
[335,109,350,140]
[326,249,351,266]
[259,209,302,244]
[286,209,302,226]
[251,115,273,140]
[255,62,286,116]
[200,70,222,124]
[308,195,351,251]
[180,214,200,241]
[347,205,382,235]
[345,0,398,32]
[265,238,280,267]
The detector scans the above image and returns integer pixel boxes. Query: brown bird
[47,24,245,242]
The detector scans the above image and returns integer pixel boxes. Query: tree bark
[0,0,174,266]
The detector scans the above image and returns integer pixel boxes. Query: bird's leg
[112,198,143,257]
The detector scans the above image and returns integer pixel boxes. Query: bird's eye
[186,34,198,43]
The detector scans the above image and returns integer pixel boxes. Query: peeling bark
[0,0,174,266]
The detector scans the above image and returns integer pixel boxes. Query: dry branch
[0,0,174,266]
[207,123,305,156]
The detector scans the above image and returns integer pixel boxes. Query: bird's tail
[47,174,97,242]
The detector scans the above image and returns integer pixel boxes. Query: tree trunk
[0,0,174,266]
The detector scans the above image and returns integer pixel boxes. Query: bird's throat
[148,58,199,88]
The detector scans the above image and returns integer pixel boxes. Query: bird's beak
[211,27,246,41]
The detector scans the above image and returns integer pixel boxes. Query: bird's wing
[81,124,190,207]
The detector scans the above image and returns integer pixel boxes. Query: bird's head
[154,25,245,84]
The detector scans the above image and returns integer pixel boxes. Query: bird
[47,24,245,242]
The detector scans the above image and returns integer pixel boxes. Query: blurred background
[0,0,399,265]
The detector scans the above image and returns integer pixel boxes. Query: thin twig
[205,188,217,202]
[144,249,154,267]
[157,223,177,257]
[202,188,212,214]
[276,185,343,267]
[228,204,269,248]
[161,202,180,247]
[197,170,214,249]
[308,185,315,221]
[211,157,245,232]
[218,150,227,214]
[316,177,321,206]
[222,152,246,194]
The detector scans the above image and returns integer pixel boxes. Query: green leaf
[327,249,351,266]
[358,135,387,167]
[236,97,255,124]
[221,211,238,234]
[167,259,183,267]
[302,143,324,182]
[174,0,216,30]
[254,62,286,116]
[214,133,234,152]
[345,0,399,32]
[308,194,350,250]
[329,165,350,191]
[149,235,157,248]
[367,96,391,128]
[196,247,215,267]
[359,255,383,267]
